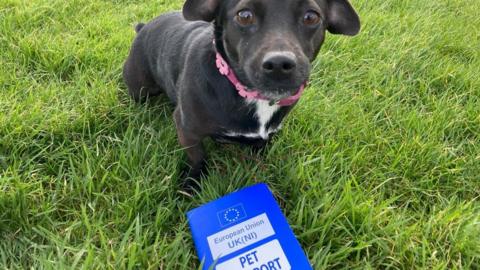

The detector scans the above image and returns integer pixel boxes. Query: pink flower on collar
[216,54,230,76]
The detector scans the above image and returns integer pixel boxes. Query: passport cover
[187,183,312,270]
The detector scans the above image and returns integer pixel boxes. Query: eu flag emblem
[217,204,247,227]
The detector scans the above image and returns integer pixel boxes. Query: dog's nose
[262,52,297,77]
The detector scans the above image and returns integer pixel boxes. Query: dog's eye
[303,10,321,26]
[236,9,255,26]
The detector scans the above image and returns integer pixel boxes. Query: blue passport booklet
[187,183,312,270]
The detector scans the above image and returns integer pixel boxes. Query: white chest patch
[224,100,282,140]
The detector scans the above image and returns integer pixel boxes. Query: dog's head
[183,0,360,100]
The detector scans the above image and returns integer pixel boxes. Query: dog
[123,0,360,186]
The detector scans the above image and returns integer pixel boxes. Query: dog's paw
[178,165,204,195]
[180,177,201,196]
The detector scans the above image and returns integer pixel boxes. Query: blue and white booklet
[187,183,312,270]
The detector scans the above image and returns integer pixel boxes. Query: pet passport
[187,183,312,270]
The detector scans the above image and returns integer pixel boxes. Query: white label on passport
[207,213,275,259]
[216,239,291,270]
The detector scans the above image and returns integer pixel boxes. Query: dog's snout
[262,52,297,77]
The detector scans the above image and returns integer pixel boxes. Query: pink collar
[215,52,306,106]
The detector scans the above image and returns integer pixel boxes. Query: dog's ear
[183,0,221,22]
[326,0,361,36]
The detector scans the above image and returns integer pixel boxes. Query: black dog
[123,0,360,184]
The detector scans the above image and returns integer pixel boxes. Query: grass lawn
[1,0,480,268]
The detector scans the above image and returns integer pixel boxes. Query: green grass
[1,0,479,268]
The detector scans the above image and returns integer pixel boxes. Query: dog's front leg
[174,107,207,187]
